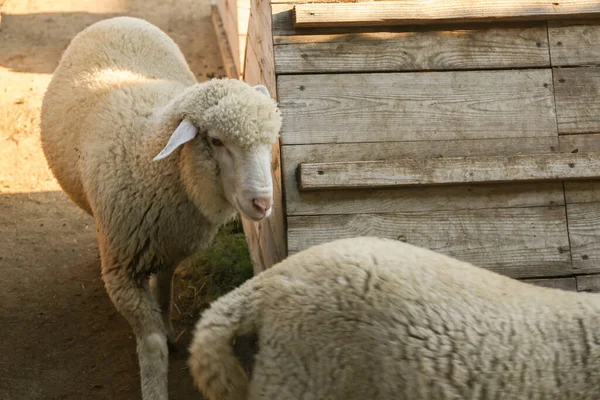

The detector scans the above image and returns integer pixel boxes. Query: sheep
[188,236,600,400]
[39,16,282,400]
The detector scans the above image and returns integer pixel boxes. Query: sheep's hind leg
[152,267,177,348]
[102,263,169,400]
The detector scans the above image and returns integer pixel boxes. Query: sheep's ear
[153,119,199,161]
[253,85,270,98]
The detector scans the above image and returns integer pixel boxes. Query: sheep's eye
[210,138,224,147]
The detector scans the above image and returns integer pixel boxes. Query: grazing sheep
[189,236,600,400]
[40,16,281,400]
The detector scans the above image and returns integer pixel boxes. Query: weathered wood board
[524,277,577,291]
[283,138,561,216]
[566,202,600,274]
[293,0,600,28]
[274,24,550,73]
[554,66,600,135]
[549,20,600,66]
[287,207,572,279]
[298,152,600,190]
[577,274,600,292]
[239,0,286,273]
[278,69,556,145]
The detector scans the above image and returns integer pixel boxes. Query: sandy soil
[0,1,224,398]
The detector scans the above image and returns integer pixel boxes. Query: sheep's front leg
[102,261,169,400]
[151,267,177,347]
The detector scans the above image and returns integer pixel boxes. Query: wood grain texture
[576,274,600,292]
[277,69,556,145]
[274,25,549,73]
[560,134,600,204]
[244,0,276,93]
[211,4,240,79]
[240,0,286,273]
[549,20,600,66]
[299,152,600,190]
[283,138,561,215]
[523,277,577,291]
[554,66,600,134]
[566,202,600,274]
[293,1,600,28]
[287,207,572,279]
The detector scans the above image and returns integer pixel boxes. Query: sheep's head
[154,79,282,222]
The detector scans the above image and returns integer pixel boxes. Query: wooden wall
[271,1,600,291]
[213,0,600,289]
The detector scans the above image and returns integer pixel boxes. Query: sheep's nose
[252,198,272,214]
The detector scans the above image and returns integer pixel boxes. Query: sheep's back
[249,237,600,399]
[40,17,195,215]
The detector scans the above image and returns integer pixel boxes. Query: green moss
[185,218,254,311]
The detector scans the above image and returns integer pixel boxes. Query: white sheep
[188,236,600,400]
[40,16,282,400]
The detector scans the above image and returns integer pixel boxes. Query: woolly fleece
[189,236,600,400]
[40,16,281,400]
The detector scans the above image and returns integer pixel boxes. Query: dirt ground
[0,0,225,398]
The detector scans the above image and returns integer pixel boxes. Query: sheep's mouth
[233,196,268,221]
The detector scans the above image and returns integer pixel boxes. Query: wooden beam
[293,0,600,28]
[211,4,240,79]
[240,0,285,273]
[274,25,550,74]
[566,202,600,274]
[284,138,560,216]
[298,152,600,190]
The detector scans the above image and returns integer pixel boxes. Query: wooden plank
[277,69,556,145]
[523,277,577,291]
[216,0,242,74]
[288,181,565,216]
[273,4,549,38]
[554,66,600,134]
[299,152,600,191]
[211,4,240,79]
[566,202,600,274]
[559,134,600,203]
[559,133,600,153]
[292,1,600,29]
[237,0,251,75]
[549,20,600,67]
[244,0,277,93]
[274,25,550,74]
[240,0,285,273]
[287,207,572,279]
[283,138,562,215]
[577,274,600,292]
[272,4,298,37]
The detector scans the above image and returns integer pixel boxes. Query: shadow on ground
[0,191,201,399]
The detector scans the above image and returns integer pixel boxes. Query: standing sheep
[189,236,600,400]
[40,16,282,400]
